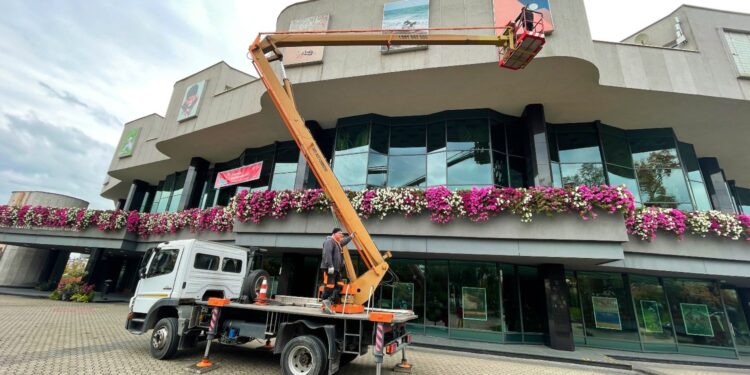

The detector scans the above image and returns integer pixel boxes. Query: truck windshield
[147,248,180,278]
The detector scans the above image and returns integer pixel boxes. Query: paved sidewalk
[0,295,745,375]
[0,286,131,302]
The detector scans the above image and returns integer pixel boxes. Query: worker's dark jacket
[320,235,352,271]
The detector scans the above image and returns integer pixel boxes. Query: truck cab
[126,240,266,336]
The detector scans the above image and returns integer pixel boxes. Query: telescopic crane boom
[248,9,544,309]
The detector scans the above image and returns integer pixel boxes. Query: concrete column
[699,158,737,213]
[522,104,553,187]
[123,180,149,211]
[46,250,70,287]
[83,248,103,285]
[539,264,575,351]
[0,246,51,287]
[177,157,210,211]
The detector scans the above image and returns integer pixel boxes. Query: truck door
[132,245,183,314]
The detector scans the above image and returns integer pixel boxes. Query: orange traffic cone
[255,278,269,305]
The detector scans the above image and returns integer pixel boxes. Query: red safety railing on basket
[499,8,546,70]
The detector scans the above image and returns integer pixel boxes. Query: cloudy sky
[1,0,749,209]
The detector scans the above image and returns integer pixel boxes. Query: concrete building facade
[2,0,750,359]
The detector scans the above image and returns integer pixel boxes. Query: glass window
[370,123,389,154]
[274,147,299,173]
[492,152,508,187]
[724,31,750,77]
[447,119,489,151]
[194,253,220,271]
[566,272,585,340]
[449,261,502,342]
[499,264,521,336]
[636,168,692,207]
[333,153,368,187]
[721,288,750,354]
[629,275,677,352]
[518,266,545,335]
[551,162,562,188]
[427,152,446,187]
[367,152,388,187]
[557,132,603,164]
[221,258,243,273]
[690,181,713,211]
[390,125,426,155]
[490,120,507,153]
[735,187,750,214]
[561,163,605,187]
[167,171,187,212]
[335,124,369,154]
[380,259,425,330]
[425,260,449,337]
[270,173,296,191]
[388,155,426,187]
[148,249,179,277]
[663,278,734,353]
[508,157,528,188]
[446,150,492,187]
[577,272,640,351]
[601,133,633,167]
[506,125,527,157]
[607,164,641,203]
[427,122,446,153]
[630,137,680,168]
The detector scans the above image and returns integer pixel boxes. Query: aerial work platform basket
[499,8,546,70]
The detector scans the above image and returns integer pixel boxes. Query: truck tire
[242,269,270,302]
[150,317,180,360]
[281,335,327,375]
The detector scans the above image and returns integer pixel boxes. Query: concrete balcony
[233,211,628,266]
[0,226,138,251]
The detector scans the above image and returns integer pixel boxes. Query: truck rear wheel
[281,335,327,375]
[150,317,180,360]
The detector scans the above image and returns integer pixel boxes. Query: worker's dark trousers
[321,270,342,303]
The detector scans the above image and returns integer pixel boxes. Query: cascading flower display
[0,185,747,242]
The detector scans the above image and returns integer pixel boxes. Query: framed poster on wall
[680,303,715,337]
[381,0,429,53]
[592,296,622,330]
[177,80,207,121]
[462,287,488,321]
[118,128,140,158]
[640,300,663,333]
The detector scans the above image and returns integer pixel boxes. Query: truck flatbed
[196,295,418,324]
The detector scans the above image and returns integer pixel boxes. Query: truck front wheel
[150,317,180,360]
[281,335,327,375]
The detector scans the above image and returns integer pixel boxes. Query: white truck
[126,239,416,375]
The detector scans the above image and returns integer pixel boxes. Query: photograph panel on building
[381,0,429,53]
[462,287,488,321]
[118,128,140,158]
[680,303,715,337]
[177,80,207,122]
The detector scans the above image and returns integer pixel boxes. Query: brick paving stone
[0,295,741,375]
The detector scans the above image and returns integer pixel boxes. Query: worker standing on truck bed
[320,228,355,313]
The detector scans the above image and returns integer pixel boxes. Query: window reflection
[630,137,680,168]
[636,168,691,207]
[388,155,426,187]
[561,163,605,187]
[447,150,492,186]
[427,152,446,186]
[390,125,426,155]
[333,153,368,187]
[447,119,489,151]
[336,124,369,154]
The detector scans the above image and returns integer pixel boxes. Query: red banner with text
[214,162,263,189]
